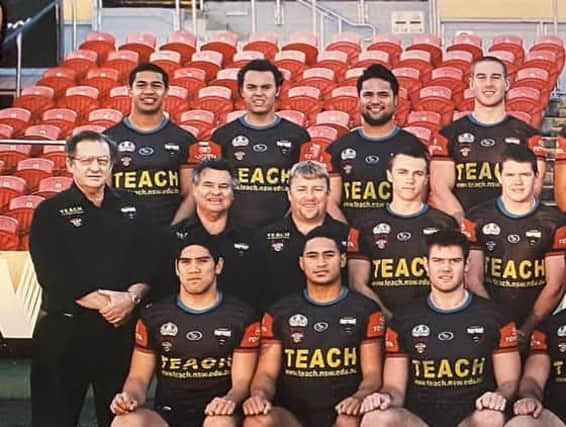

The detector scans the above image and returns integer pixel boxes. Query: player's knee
[504,415,538,427]
[465,409,506,427]
[335,414,360,427]
[243,414,276,427]
[203,415,238,427]
[110,411,149,427]
[361,408,402,427]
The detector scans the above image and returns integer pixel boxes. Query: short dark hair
[471,55,508,79]
[357,64,399,96]
[66,130,118,161]
[237,59,284,90]
[128,62,169,88]
[192,158,237,188]
[302,227,348,255]
[175,230,222,263]
[500,144,538,175]
[425,229,470,261]
[387,139,430,173]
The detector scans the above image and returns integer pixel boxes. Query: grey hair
[288,160,330,189]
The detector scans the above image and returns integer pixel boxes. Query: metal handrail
[2,0,62,46]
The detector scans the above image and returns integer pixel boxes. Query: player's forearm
[495,379,519,401]
[352,375,381,401]
[171,194,195,225]
[378,386,405,408]
[465,279,489,299]
[250,375,277,401]
[518,377,544,401]
[430,187,464,224]
[75,290,109,310]
[122,377,149,406]
[224,385,251,404]
[327,198,347,223]
[521,285,564,334]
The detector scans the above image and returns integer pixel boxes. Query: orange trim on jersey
[552,226,566,251]
[529,329,548,353]
[134,345,155,354]
[462,218,477,243]
[366,311,385,339]
[555,137,566,162]
[261,312,274,339]
[187,141,222,165]
[348,254,370,261]
[429,133,449,158]
[385,327,400,353]
[527,135,546,159]
[135,319,149,348]
[498,321,519,350]
[239,321,261,350]
[347,228,360,254]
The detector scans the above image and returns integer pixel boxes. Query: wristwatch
[128,290,142,305]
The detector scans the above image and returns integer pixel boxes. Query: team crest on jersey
[276,140,292,156]
[505,137,520,144]
[466,326,485,343]
[164,143,180,152]
[365,155,379,164]
[160,322,178,337]
[507,234,521,244]
[120,155,132,167]
[232,135,249,147]
[289,314,308,343]
[423,227,439,235]
[186,330,203,341]
[339,317,357,334]
[397,232,412,241]
[486,240,497,251]
[253,144,268,153]
[341,148,357,160]
[234,150,246,161]
[557,325,566,337]
[343,164,353,174]
[120,206,137,219]
[459,146,472,157]
[69,217,83,227]
[271,240,286,252]
[373,223,391,234]
[161,341,174,352]
[480,138,496,148]
[458,133,474,143]
[525,229,542,246]
[214,328,232,346]
[412,324,430,337]
[373,223,391,249]
[415,342,427,354]
[118,140,136,152]
[234,242,250,255]
[482,223,501,236]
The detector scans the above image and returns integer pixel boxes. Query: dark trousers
[31,311,134,427]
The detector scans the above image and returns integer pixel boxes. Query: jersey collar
[238,115,281,130]
[426,290,472,314]
[357,126,400,142]
[496,197,539,219]
[303,287,349,306]
[386,203,429,218]
[176,292,223,314]
[467,113,509,128]
[68,183,122,206]
[123,115,169,134]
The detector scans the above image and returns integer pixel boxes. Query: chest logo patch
[365,155,379,164]
[313,322,328,333]
[164,143,180,151]
[232,136,249,147]
[458,133,474,143]
[507,234,521,244]
[186,330,203,341]
[397,232,412,241]
[526,229,541,246]
[412,324,430,337]
[423,227,439,235]
[373,223,391,234]
[438,331,455,341]
[118,140,136,152]
[480,138,496,148]
[341,148,356,160]
[253,144,268,153]
[160,322,178,337]
[557,325,566,337]
[482,223,501,236]
[138,146,154,156]
[69,218,83,227]
[505,137,520,144]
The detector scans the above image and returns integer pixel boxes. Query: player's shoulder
[346,290,381,313]
[426,206,459,228]
[221,293,258,321]
[163,120,198,142]
[535,203,566,225]
[103,119,127,137]
[277,117,310,139]
[391,297,430,324]
[140,295,177,323]
[351,208,390,230]
[468,294,509,324]
[503,115,539,136]
[439,115,472,137]
[267,292,304,317]
[466,198,499,220]
[211,118,244,141]
[327,128,362,152]
[396,128,426,146]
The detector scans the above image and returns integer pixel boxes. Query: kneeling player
[505,310,566,427]
[110,235,260,427]
[360,230,521,427]
[243,228,384,427]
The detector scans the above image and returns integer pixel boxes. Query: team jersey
[198,116,310,228]
[529,310,566,422]
[431,114,544,212]
[464,198,566,325]
[104,117,197,225]
[324,127,425,225]
[135,293,259,420]
[386,293,518,427]
[350,204,458,312]
[262,289,383,424]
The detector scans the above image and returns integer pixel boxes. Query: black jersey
[135,293,259,421]
[105,117,197,225]
[464,198,566,325]
[325,127,425,225]
[386,293,518,427]
[432,114,544,212]
[350,204,458,312]
[529,311,566,422]
[203,116,310,228]
[253,214,356,311]
[262,289,383,423]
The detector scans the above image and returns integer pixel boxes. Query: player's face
[359,78,397,127]
[194,168,234,214]
[176,245,223,295]
[67,140,113,192]
[240,70,279,115]
[129,71,167,115]
[499,159,537,203]
[425,245,467,294]
[300,237,346,286]
[470,60,508,108]
[288,175,328,222]
[388,154,428,202]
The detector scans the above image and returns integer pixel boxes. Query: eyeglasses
[70,156,112,167]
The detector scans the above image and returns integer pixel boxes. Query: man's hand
[514,397,544,418]
[75,290,109,310]
[98,290,135,325]
[360,392,393,413]
[110,391,139,415]
[242,395,272,416]
[335,396,362,416]
[475,391,507,412]
[205,396,237,416]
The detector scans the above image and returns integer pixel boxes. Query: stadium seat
[0,215,19,250]
[489,50,518,80]
[194,86,233,122]
[163,86,190,120]
[275,50,307,80]
[457,88,475,112]
[232,51,265,69]
[522,51,559,83]
[324,86,358,116]
[101,86,131,115]
[150,50,182,78]
[171,68,208,102]
[446,33,483,60]
[72,124,106,135]
[507,110,534,126]
[243,33,279,61]
[179,124,200,138]
[297,67,336,98]
[307,125,338,145]
[506,86,542,114]
[396,87,411,126]
[189,51,223,82]
[353,50,392,70]
[14,158,55,192]
[178,110,216,140]
[513,68,551,96]
[12,86,55,120]
[102,50,139,84]
[452,110,471,121]
[279,86,321,125]
[119,32,157,63]
[6,195,45,235]
[160,31,197,65]
[60,49,98,80]
[325,32,362,64]
[367,34,402,65]
[36,67,77,99]
[392,67,422,103]
[277,110,306,127]
[397,50,433,83]
[81,67,120,99]
[406,34,443,67]
[225,110,246,124]
[41,145,67,174]
[407,110,442,132]
[316,50,348,80]
[201,31,239,66]
[35,176,73,198]
[79,31,116,64]
[87,108,123,128]
[0,124,14,139]
[0,176,26,210]
[489,34,524,65]
[0,108,32,137]
[530,34,565,71]
[57,86,100,121]
[211,68,239,99]
[0,145,32,172]
[440,50,474,76]
[403,125,433,145]
[415,86,454,125]
[282,32,319,65]
[314,110,350,136]
[340,67,364,88]
[427,67,466,104]
[22,124,62,141]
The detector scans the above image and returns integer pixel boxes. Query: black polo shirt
[29,184,154,314]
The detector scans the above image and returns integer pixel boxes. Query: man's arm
[430,160,464,224]
[348,259,392,319]
[534,159,546,198]
[466,249,489,298]
[171,167,195,225]
[242,342,282,415]
[328,175,347,223]
[98,283,149,325]
[513,353,550,417]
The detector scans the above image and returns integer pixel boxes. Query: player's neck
[76,183,105,207]
[389,199,425,216]
[472,103,506,125]
[429,288,469,311]
[196,206,229,235]
[128,111,166,130]
[179,286,220,311]
[500,195,537,216]
[292,213,325,235]
[305,283,344,304]
[244,111,277,127]
[361,120,396,138]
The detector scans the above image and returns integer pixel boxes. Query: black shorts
[294,408,337,427]
[409,403,512,427]
[155,403,205,427]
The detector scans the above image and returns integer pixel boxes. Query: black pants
[31,310,134,427]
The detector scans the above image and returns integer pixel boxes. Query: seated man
[110,234,260,427]
[243,228,384,427]
[361,230,521,427]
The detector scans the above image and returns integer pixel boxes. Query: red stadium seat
[489,34,524,65]
[243,33,279,61]
[87,108,123,128]
[0,124,14,139]
[397,50,433,83]
[37,67,77,99]
[522,51,559,82]
[392,67,422,102]
[489,50,518,79]
[6,195,45,234]
[452,110,471,121]
[325,32,361,64]
[211,68,239,99]
[171,68,207,101]
[277,110,306,127]
[0,216,19,250]
[314,110,350,136]
[415,86,454,125]
[440,50,474,76]
[457,88,475,112]
[396,87,411,126]
[164,86,190,120]
[514,68,551,95]
[41,145,67,174]
[428,67,466,104]
[15,158,55,192]
[530,35,565,71]
[201,31,239,66]
[81,67,120,99]
[340,67,364,88]
[23,124,62,141]
[189,51,223,82]
[446,33,483,60]
[150,50,182,78]
[232,51,265,69]
[407,111,442,132]
[102,50,139,84]
[57,86,99,121]
[507,110,534,126]
[101,86,131,115]
[307,125,338,145]
[275,50,307,80]
[315,50,348,80]
[0,145,32,172]
[79,32,116,64]
[60,49,98,80]
[41,108,77,137]
[0,176,26,210]
[178,110,216,140]
[160,31,197,64]
[324,86,358,116]
[403,125,433,145]
[35,176,73,198]
[72,124,107,135]
[280,86,321,125]
[194,86,233,122]
[179,124,199,138]
[0,108,31,137]
[225,110,246,124]
[298,67,336,98]
[506,87,541,114]
[367,34,402,65]
[282,32,319,65]
[353,50,391,70]
[407,33,443,67]
[119,32,156,63]
[13,86,55,120]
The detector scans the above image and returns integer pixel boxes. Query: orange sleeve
[365,311,385,339]
[496,321,519,353]
[462,218,478,244]
[527,135,546,159]
[551,225,566,253]
[385,327,401,354]
[261,312,278,343]
[528,329,548,354]
[186,141,222,166]
[135,318,151,351]
[555,137,566,163]
[299,141,332,167]
[347,227,360,255]
[429,132,450,159]
[236,320,261,352]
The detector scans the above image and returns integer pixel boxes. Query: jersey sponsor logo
[176,231,189,239]
[458,133,474,143]
[343,180,391,204]
[526,229,541,246]
[214,328,232,345]
[283,347,358,371]
[313,322,329,332]
[397,232,412,241]
[160,354,232,376]
[373,223,391,234]
[558,325,566,337]
[467,326,484,343]
[234,242,250,253]
[412,357,486,383]
[164,143,180,152]
[365,155,379,164]
[412,324,430,337]
[438,331,455,341]
[113,170,180,192]
[480,138,496,147]
[372,257,426,280]
[232,135,249,147]
[339,316,357,334]
[505,137,520,144]
[486,240,496,251]
[276,140,292,155]
[120,206,137,219]
[186,330,203,341]
[59,206,84,216]
[482,222,501,236]
[118,140,136,152]
[485,256,545,283]
[236,167,290,186]
[456,161,500,182]
[69,218,83,227]
[289,314,308,327]
[341,148,357,160]
[423,227,439,235]
[253,144,268,153]
[507,234,521,244]
[160,322,178,337]
[138,146,155,156]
